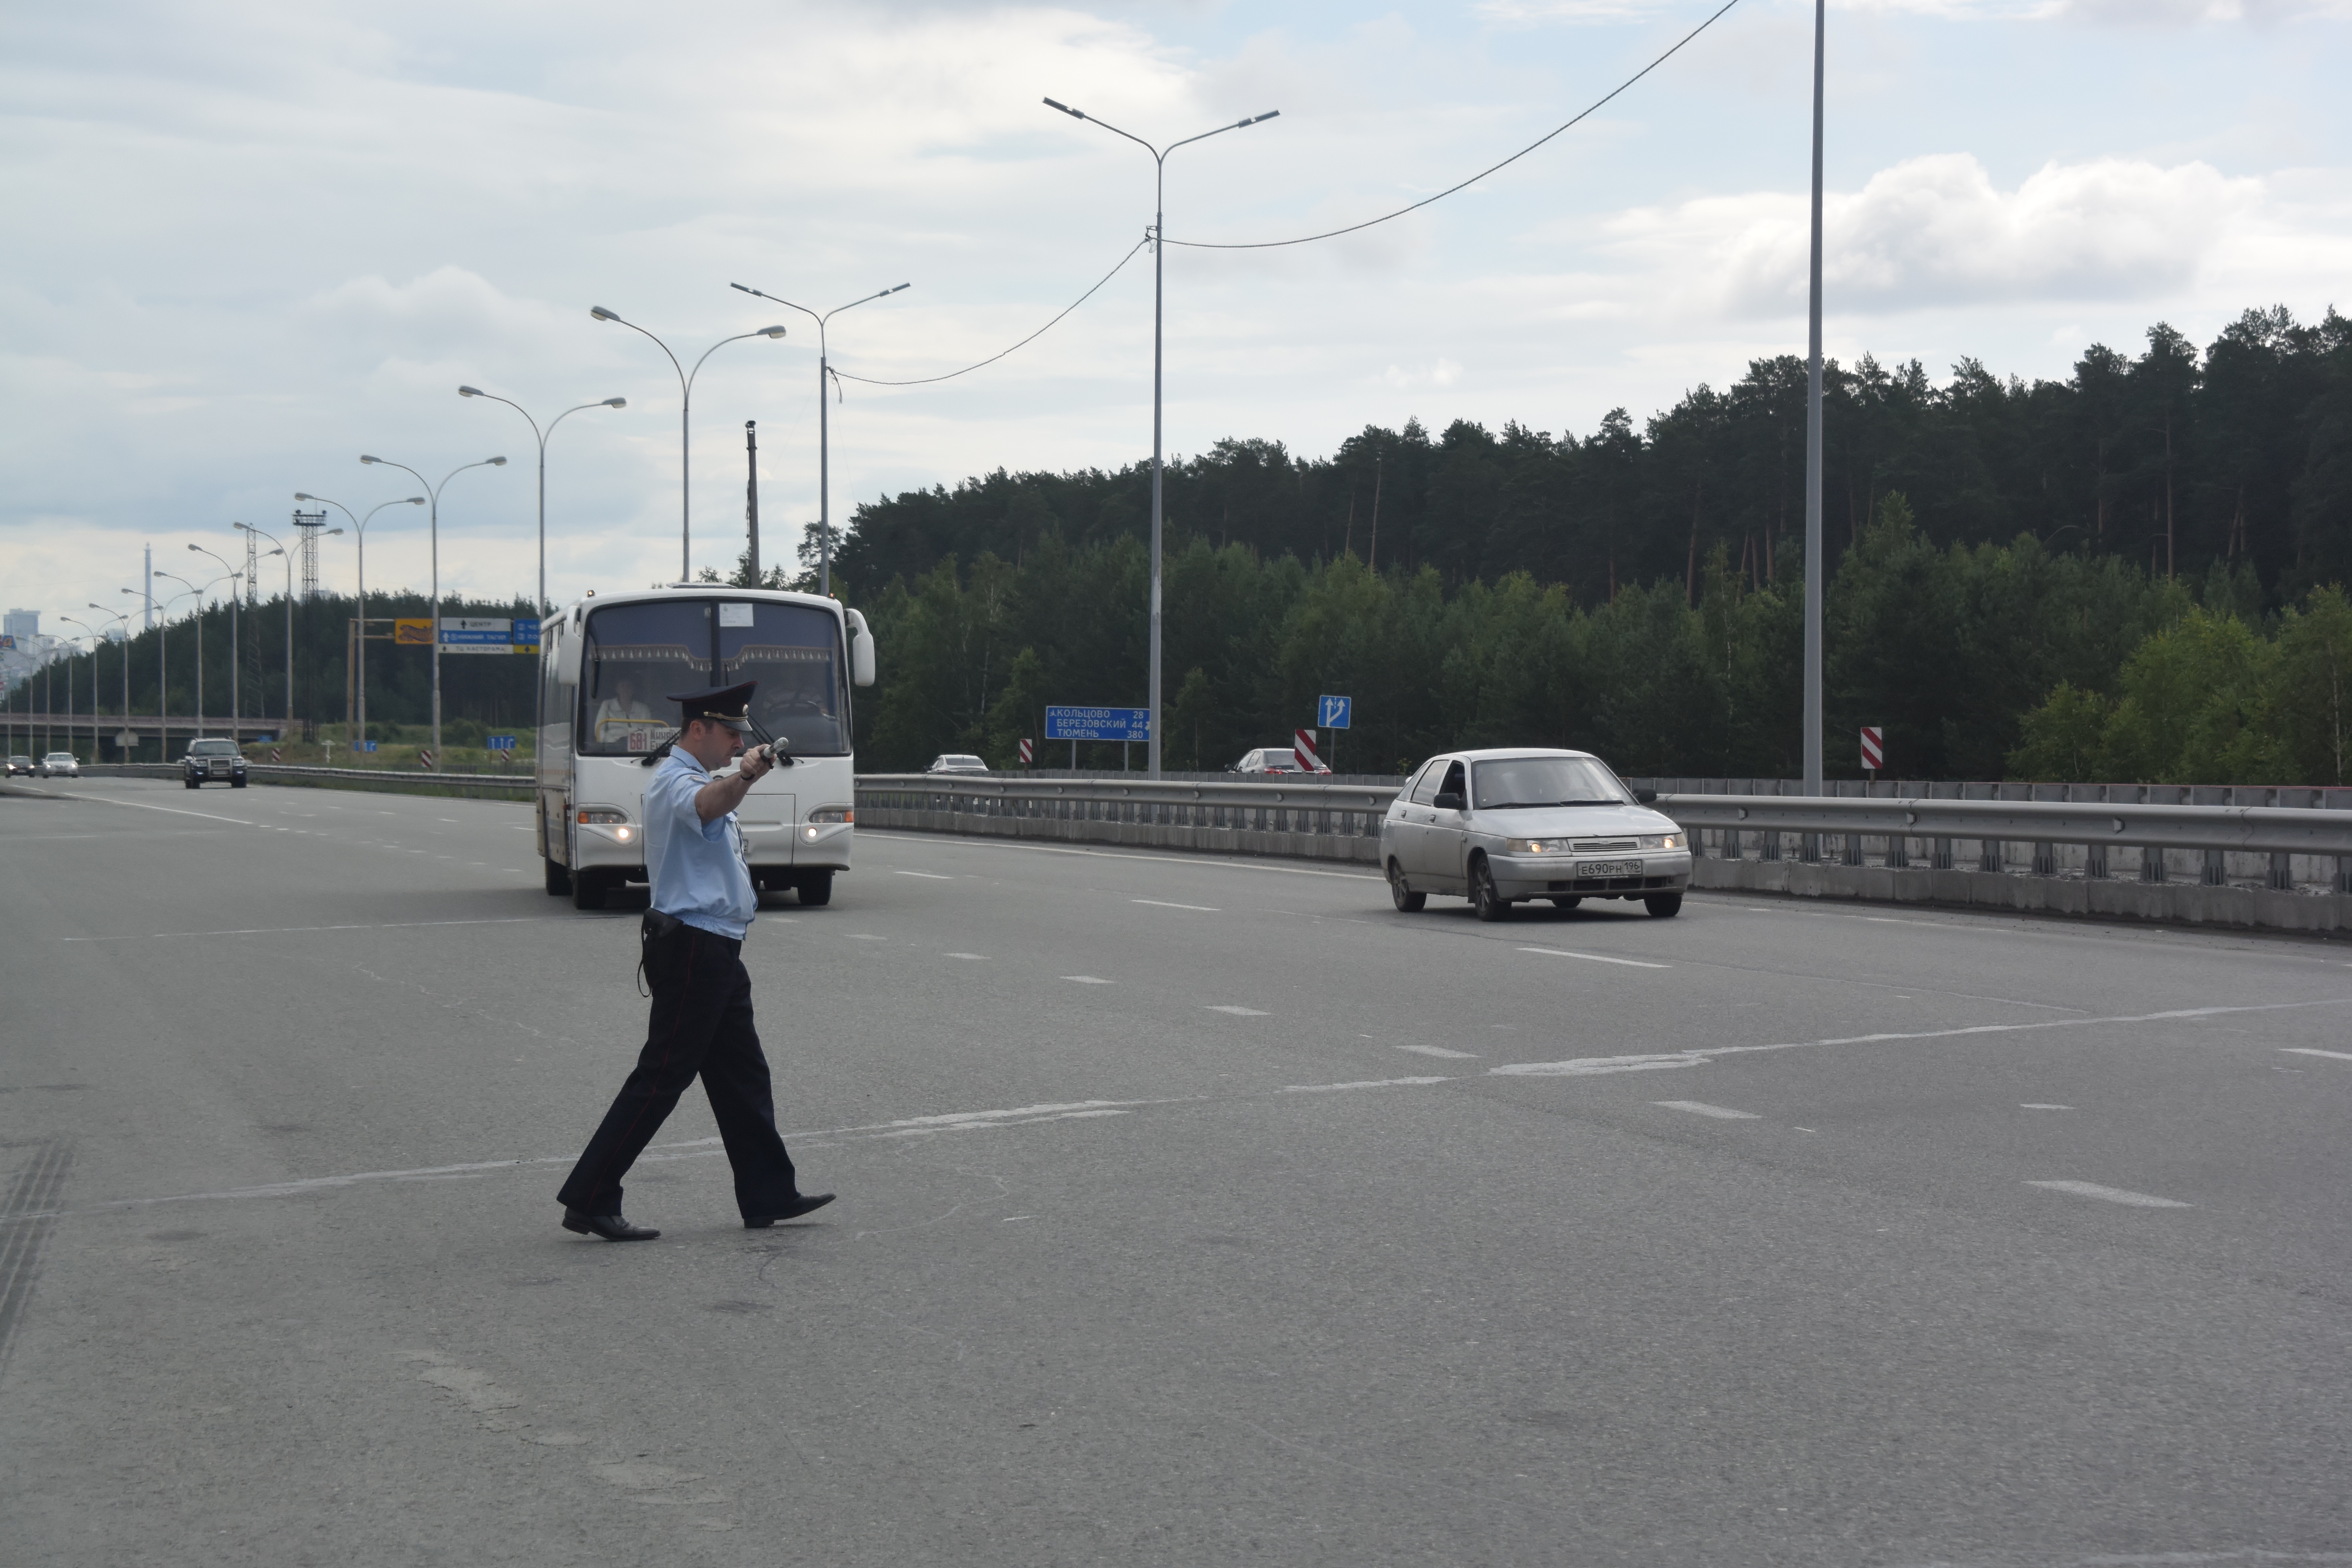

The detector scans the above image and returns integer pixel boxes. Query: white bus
[535,585,875,910]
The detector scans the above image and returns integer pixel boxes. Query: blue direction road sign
[1044,705,1151,743]
[439,617,513,654]
[512,618,541,653]
[1318,695,1352,729]
[487,735,517,752]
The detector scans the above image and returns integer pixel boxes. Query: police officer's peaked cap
[667,681,757,731]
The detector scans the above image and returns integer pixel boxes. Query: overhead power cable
[831,236,1151,388]
[1163,0,1745,251]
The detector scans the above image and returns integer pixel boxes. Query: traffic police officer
[557,681,834,1240]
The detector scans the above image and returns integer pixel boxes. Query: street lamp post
[188,543,241,740]
[454,389,627,618]
[152,570,235,739]
[234,522,295,732]
[58,623,98,761]
[727,282,909,594]
[356,456,507,767]
[1041,96,1279,779]
[1802,0,1826,802]
[297,493,423,746]
[587,308,786,582]
[84,606,134,759]
[128,586,187,757]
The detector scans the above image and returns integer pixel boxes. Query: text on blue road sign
[1044,706,1151,742]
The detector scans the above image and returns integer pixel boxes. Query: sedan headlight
[1638,833,1685,850]
[1504,838,1562,855]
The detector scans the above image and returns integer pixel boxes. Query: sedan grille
[1571,838,1637,854]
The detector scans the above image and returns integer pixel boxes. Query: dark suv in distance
[5,755,32,777]
[182,738,249,788]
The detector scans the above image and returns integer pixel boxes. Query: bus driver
[556,680,835,1240]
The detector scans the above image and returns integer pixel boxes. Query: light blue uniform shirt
[644,749,758,940]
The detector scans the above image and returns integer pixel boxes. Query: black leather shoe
[744,1193,835,1227]
[562,1208,660,1241]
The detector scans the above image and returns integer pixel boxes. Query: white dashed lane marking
[2027,1180,2190,1209]
[2281,1048,2352,1062]
[1518,946,1671,970]
[944,953,987,961]
[1653,1100,1760,1120]
[2021,1103,2074,1110]
[1060,976,1114,984]
[1134,899,1219,912]
[1395,1044,1479,1059]
[894,871,954,881]
[1206,1006,1270,1016]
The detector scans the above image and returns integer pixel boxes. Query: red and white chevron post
[1860,726,1884,775]
[1018,738,1033,767]
[1294,729,1322,773]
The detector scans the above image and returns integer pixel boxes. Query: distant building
[3,609,36,644]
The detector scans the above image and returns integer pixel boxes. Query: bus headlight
[578,807,628,825]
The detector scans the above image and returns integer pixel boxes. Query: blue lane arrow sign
[1318,695,1352,730]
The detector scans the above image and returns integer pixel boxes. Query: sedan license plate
[1576,859,1641,878]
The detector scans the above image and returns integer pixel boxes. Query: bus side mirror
[846,608,875,688]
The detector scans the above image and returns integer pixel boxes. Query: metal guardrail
[855,772,1401,840]
[1657,794,2352,858]
[73,762,534,795]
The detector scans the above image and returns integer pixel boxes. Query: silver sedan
[1381,748,1691,920]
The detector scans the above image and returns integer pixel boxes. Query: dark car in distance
[183,738,249,788]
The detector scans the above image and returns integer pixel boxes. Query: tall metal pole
[726,283,908,596]
[1802,0,1826,799]
[745,421,761,580]
[298,493,423,748]
[1041,99,1276,779]
[191,545,239,740]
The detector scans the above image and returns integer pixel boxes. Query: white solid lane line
[1490,998,2352,1078]
[1133,898,1219,912]
[2281,1047,2352,1062]
[1395,1044,1479,1059]
[61,793,259,827]
[1518,946,1671,970]
[2027,1180,2190,1209]
[858,829,1380,882]
[65,917,567,942]
[1653,1100,1760,1120]
[894,870,954,880]
[1060,976,1114,984]
[1206,1005,1270,1016]
[1283,1077,1451,1093]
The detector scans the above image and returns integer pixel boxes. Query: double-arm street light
[58,619,102,760]
[83,606,133,758]
[588,307,786,582]
[187,543,243,737]
[296,492,421,744]
[727,282,910,595]
[235,521,318,736]
[1042,96,1279,778]
[357,456,507,767]
[152,570,236,739]
[456,388,627,619]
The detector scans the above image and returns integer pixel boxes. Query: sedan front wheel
[1470,858,1512,922]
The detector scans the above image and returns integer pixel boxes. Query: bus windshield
[579,597,848,757]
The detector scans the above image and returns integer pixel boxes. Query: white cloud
[1606,153,2261,314]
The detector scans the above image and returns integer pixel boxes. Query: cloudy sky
[4,0,2348,629]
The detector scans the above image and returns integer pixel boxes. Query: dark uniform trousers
[558,924,799,1219]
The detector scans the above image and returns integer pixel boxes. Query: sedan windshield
[1471,756,1627,809]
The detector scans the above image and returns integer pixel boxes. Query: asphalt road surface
[5,776,2352,1567]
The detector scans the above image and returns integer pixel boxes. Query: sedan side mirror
[1432,790,1466,811]
[1634,788,1658,805]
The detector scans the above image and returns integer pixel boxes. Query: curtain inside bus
[579,601,713,755]
[718,601,848,756]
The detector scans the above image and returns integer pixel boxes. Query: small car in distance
[1229,746,1327,775]
[182,737,249,788]
[925,753,991,775]
[37,752,79,778]
[7,754,35,776]
[1382,748,1691,921]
